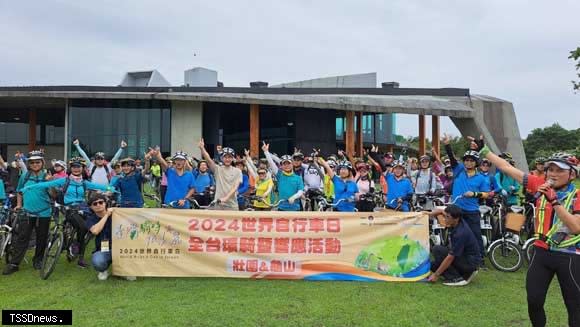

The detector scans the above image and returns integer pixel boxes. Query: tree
[523,123,580,166]
[569,47,580,92]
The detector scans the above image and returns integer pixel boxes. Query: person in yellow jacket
[323,158,337,201]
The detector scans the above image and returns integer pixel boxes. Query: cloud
[0,0,578,137]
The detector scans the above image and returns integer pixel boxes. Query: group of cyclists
[0,134,578,327]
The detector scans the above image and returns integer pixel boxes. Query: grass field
[2,183,576,327]
[0,248,571,327]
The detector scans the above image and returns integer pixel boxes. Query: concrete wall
[171,101,203,159]
[451,95,528,172]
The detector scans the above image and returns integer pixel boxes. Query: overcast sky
[1,0,578,138]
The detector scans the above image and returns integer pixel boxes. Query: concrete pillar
[345,111,355,157]
[432,115,440,155]
[418,114,426,156]
[28,108,36,151]
[171,101,203,159]
[250,104,260,157]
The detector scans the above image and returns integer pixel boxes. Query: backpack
[413,169,434,193]
[90,164,112,183]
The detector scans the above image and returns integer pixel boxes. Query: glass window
[68,99,171,160]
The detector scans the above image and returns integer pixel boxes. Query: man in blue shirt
[318,158,358,212]
[263,142,304,211]
[444,134,491,265]
[428,204,481,286]
[152,150,196,209]
[368,149,414,211]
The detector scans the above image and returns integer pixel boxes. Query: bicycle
[303,189,327,212]
[487,205,526,272]
[317,198,357,212]
[40,203,91,280]
[0,195,17,264]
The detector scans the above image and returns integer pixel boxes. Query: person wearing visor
[19,156,114,268]
[152,150,196,209]
[199,140,242,210]
[319,159,358,212]
[73,139,126,186]
[263,142,304,211]
[443,134,490,265]
[476,138,580,327]
[3,150,51,275]
[111,157,149,208]
[530,157,547,182]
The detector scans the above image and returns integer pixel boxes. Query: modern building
[0,68,528,170]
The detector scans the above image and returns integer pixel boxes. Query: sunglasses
[29,161,43,165]
[258,171,267,175]
[91,200,106,206]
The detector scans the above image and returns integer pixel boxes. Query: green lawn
[0,251,570,327]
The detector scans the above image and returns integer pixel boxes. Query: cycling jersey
[302,163,324,191]
[451,163,491,212]
[16,171,50,217]
[384,172,414,212]
[276,171,304,211]
[332,175,358,212]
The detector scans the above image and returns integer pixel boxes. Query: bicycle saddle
[479,205,492,215]
[510,206,524,213]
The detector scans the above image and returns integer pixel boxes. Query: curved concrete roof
[0,88,475,118]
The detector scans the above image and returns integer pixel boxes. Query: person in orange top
[530,157,547,182]
[476,137,579,327]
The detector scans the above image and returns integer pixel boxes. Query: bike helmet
[392,160,406,168]
[534,157,546,164]
[94,152,106,159]
[546,152,579,173]
[462,150,480,162]
[337,160,355,174]
[119,157,136,166]
[172,151,188,161]
[68,156,86,167]
[28,150,44,161]
[327,159,337,168]
[481,158,491,166]
[292,152,304,160]
[221,147,235,158]
[419,155,431,162]
[280,155,293,164]
[54,160,66,168]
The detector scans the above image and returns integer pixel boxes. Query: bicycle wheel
[40,231,64,280]
[488,241,523,272]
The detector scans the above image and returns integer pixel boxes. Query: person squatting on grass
[428,204,481,286]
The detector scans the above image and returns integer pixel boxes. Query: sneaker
[124,276,137,281]
[69,243,80,257]
[443,277,469,286]
[77,258,88,269]
[2,264,19,275]
[97,271,109,281]
[466,270,479,284]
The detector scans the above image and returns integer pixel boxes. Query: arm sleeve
[238,175,250,194]
[75,144,92,168]
[22,178,65,192]
[264,151,279,175]
[17,159,27,173]
[245,157,258,179]
[109,147,123,168]
[445,144,458,168]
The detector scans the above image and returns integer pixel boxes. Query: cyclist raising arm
[318,157,358,212]
[475,138,580,327]
[263,142,303,211]
[152,149,196,209]
[73,139,126,186]
[199,139,242,210]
